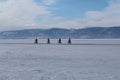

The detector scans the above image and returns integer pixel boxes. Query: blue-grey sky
[0,0,120,30]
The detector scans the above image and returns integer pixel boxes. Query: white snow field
[0,39,120,80]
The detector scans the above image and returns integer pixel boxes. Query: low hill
[0,27,120,39]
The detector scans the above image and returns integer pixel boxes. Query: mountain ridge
[0,27,120,39]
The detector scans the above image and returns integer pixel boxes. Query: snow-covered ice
[0,39,120,80]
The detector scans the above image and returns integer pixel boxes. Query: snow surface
[0,39,120,80]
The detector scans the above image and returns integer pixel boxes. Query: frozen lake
[0,39,120,80]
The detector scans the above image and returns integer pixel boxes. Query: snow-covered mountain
[0,27,120,39]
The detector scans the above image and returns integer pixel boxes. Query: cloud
[0,0,120,30]
[43,0,57,5]
[84,0,120,27]
[0,0,52,30]
[51,0,120,29]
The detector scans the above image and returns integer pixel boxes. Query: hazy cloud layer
[0,0,120,30]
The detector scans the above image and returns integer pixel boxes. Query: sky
[0,0,120,30]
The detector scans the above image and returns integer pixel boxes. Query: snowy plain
[0,39,120,80]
